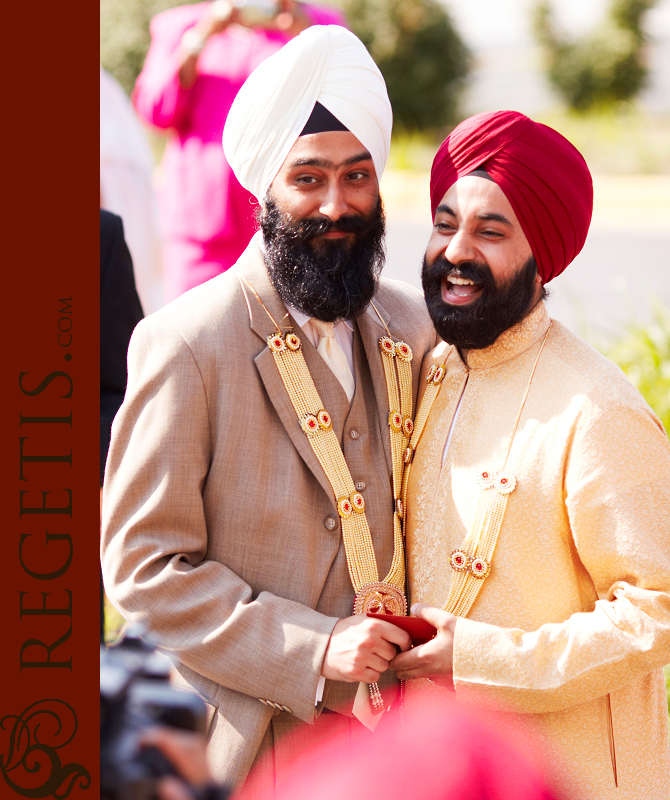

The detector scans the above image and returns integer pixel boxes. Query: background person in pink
[133,0,346,302]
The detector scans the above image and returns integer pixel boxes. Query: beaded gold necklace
[405,324,551,619]
[243,278,415,712]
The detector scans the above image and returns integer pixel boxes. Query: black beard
[421,253,540,350]
[260,195,386,322]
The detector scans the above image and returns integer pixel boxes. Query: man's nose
[444,230,476,264]
[319,182,349,221]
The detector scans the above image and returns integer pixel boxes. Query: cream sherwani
[406,301,670,799]
[101,235,436,789]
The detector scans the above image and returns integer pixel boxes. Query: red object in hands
[367,613,437,646]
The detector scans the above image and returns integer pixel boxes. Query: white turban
[222,25,392,201]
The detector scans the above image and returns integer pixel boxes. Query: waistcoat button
[354,480,366,492]
[324,515,338,531]
[349,429,360,440]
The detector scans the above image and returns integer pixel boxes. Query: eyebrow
[478,212,513,226]
[290,151,373,170]
[435,205,513,227]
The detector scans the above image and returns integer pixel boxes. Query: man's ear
[534,270,547,303]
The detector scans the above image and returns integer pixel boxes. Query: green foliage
[536,107,670,175]
[533,0,658,113]
[343,0,471,136]
[101,0,199,96]
[104,594,128,646]
[606,305,670,433]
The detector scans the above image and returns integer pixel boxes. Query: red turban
[430,110,593,284]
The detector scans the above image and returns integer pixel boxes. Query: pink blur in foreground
[237,697,566,800]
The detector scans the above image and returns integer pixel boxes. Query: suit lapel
[238,241,336,502]
[356,300,393,476]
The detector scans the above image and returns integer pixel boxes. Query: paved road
[383,216,670,348]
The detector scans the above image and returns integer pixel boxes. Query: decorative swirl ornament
[0,699,91,798]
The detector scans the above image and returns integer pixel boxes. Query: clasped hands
[321,603,456,688]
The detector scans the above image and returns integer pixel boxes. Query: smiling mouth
[441,274,484,305]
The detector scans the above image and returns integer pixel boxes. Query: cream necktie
[310,319,355,402]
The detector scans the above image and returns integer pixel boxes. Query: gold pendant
[353,582,407,616]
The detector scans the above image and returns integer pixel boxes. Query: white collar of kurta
[284,303,355,376]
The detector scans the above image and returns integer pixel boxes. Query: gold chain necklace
[242,278,415,712]
[406,324,551,618]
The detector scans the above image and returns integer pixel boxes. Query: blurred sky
[439,0,670,115]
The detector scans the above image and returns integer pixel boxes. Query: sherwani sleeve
[101,316,337,722]
[452,399,670,714]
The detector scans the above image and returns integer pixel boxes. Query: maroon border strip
[2,1,100,795]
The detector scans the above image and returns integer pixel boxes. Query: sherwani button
[355,480,366,491]
[349,429,360,440]
[324,515,338,531]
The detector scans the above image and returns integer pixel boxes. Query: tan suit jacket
[101,236,435,787]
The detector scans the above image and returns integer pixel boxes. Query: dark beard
[260,195,386,322]
[421,253,540,350]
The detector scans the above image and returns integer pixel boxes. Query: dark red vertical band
[2,1,100,796]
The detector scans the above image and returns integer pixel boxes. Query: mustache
[281,214,374,241]
[424,254,496,289]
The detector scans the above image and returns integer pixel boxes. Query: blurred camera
[100,624,208,800]
[234,0,280,27]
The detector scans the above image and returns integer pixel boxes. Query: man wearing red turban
[391,111,670,799]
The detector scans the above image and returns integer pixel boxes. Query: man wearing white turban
[102,25,435,794]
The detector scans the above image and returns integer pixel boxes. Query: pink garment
[133,2,346,301]
[239,697,566,800]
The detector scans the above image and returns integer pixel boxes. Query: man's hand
[321,615,411,683]
[139,726,212,789]
[390,604,457,688]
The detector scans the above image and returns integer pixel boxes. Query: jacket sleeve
[101,315,337,722]
[452,400,670,713]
